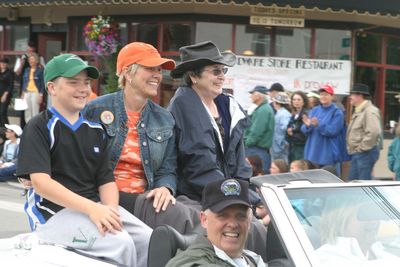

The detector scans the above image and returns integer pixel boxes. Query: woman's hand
[146,186,176,213]
[302,114,311,127]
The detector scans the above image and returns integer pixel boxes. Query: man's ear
[46,81,56,96]
[200,211,208,229]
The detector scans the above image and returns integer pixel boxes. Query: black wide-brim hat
[350,83,370,96]
[171,41,237,78]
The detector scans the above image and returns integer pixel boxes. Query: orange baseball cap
[116,42,175,75]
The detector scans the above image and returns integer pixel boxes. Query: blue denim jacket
[22,67,45,94]
[83,90,177,194]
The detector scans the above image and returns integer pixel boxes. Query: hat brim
[137,57,176,70]
[208,199,251,213]
[62,65,100,80]
[349,90,370,96]
[319,89,334,95]
[171,52,236,78]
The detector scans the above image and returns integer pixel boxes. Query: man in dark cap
[245,85,275,174]
[268,82,284,113]
[346,83,382,180]
[166,179,265,267]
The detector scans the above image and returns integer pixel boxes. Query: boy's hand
[88,203,122,236]
[146,187,176,213]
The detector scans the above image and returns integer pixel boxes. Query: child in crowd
[0,124,22,182]
[270,159,289,175]
[290,160,309,172]
[246,155,265,176]
[16,54,152,267]
[388,125,400,180]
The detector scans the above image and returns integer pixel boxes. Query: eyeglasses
[204,67,228,76]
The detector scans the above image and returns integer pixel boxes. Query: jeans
[348,146,379,180]
[245,146,271,174]
[0,163,16,182]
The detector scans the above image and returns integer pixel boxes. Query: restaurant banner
[224,55,351,109]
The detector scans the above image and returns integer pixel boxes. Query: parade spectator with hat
[0,58,14,127]
[245,85,275,174]
[301,85,346,171]
[17,53,152,267]
[166,178,265,267]
[268,82,284,113]
[307,91,320,109]
[347,83,381,180]
[0,124,22,182]
[84,42,199,234]
[271,92,291,162]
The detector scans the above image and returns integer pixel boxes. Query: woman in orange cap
[84,42,199,234]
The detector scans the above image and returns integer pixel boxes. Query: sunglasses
[204,67,228,76]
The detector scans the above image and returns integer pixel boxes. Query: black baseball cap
[202,179,251,213]
[268,82,284,92]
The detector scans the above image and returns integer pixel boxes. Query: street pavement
[0,181,30,238]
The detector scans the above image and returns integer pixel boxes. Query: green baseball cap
[44,54,99,86]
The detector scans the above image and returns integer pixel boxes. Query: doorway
[37,33,66,63]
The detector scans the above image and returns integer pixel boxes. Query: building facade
[1,1,400,126]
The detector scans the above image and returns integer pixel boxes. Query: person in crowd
[166,179,265,267]
[307,91,320,109]
[388,124,400,181]
[14,41,45,127]
[245,85,275,174]
[84,42,199,234]
[0,58,14,126]
[290,160,309,173]
[301,85,346,171]
[0,127,6,155]
[21,53,45,123]
[0,124,21,182]
[271,92,291,162]
[287,91,309,162]
[268,82,284,113]
[167,41,267,260]
[346,84,381,180]
[246,155,264,177]
[16,54,152,267]
[270,159,289,175]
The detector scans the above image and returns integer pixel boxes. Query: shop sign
[251,6,304,17]
[250,16,304,28]
[224,56,351,109]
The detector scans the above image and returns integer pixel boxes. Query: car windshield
[285,184,400,266]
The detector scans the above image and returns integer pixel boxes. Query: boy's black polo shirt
[17,107,114,223]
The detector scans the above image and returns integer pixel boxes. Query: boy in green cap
[16,54,152,267]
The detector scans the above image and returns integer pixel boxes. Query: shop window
[386,37,400,66]
[356,32,382,63]
[196,22,232,52]
[275,28,311,58]
[5,25,29,51]
[162,23,192,52]
[132,23,158,48]
[315,29,351,60]
[235,25,271,56]
[384,69,400,126]
[74,21,87,51]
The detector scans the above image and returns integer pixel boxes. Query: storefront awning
[2,0,400,17]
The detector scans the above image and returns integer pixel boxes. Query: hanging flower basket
[83,15,121,56]
[83,15,122,93]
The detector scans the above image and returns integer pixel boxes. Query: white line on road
[0,200,24,213]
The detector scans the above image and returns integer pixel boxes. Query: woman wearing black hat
[168,41,252,201]
[168,41,267,260]
[0,58,14,127]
